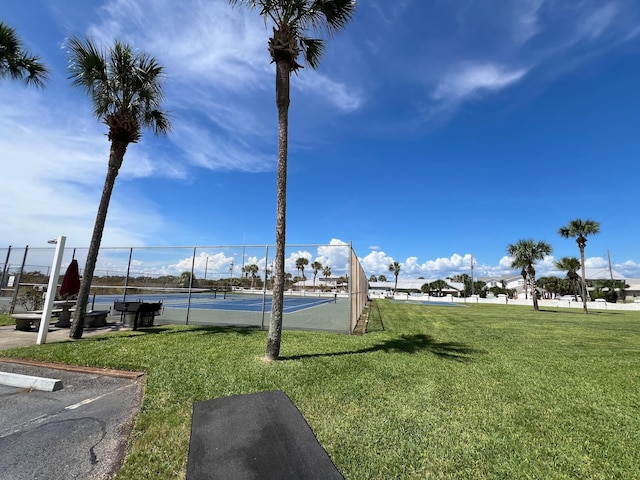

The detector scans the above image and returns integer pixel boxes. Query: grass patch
[0,313,14,327]
[1,301,639,479]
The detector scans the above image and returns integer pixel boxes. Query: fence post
[186,246,196,325]
[123,247,133,301]
[9,246,29,314]
[261,245,269,330]
[0,245,11,297]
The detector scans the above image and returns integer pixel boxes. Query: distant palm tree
[537,276,560,299]
[322,265,332,288]
[68,37,171,339]
[229,0,355,362]
[247,264,259,289]
[0,22,48,87]
[558,218,600,313]
[555,256,581,301]
[389,261,401,293]
[378,274,387,282]
[311,261,323,289]
[507,239,553,311]
[295,257,309,290]
[369,275,377,282]
[430,279,448,297]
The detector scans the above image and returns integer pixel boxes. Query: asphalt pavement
[0,323,145,480]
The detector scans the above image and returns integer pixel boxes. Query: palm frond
[230,0,354,70]
[0,21,49,87]
[300,37,324,69]
[67,36,171,142]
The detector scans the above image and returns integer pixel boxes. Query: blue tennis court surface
[95,293,336,313]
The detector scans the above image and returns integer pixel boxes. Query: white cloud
[576,4,619,41]
[513,0,545,44]
[296,72,363,113]
[432,63,527,103]
[172,122,274,173]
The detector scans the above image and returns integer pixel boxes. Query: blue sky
[2,0,640,280]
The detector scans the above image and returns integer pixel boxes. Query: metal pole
[470,254,474,296]
[261,245,269,330]
[0,245,10,297]
[349,242,354,334]
[122,248,133,301]
[9,246,29,314]
[37,236,66,344]
[204,256,209,280]
[241,245,246,283]
[186,246,196,325]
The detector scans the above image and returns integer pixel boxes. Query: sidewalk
[0,322,129,351]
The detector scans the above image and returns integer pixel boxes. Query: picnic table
[113,300,163,330]
[53,300,76,328]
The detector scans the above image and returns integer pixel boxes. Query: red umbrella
[59,259,81,298]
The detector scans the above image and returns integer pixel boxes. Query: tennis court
[92,290,351,334]
[96,291,338,313]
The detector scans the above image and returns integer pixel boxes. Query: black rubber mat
[187,390,343,479]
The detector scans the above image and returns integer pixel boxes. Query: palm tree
[520,268,529,299]
[555,256,581,300]
[295,257,309,290]
[229,1,355,361]
[558,218,600,313]
[389,261,401,293]
[322,265,331,289]
[537,276,559,299]
[311,260,323,289]
[430,279,449,297]
[507,239,553,311]
[378,274,387,282]
[68,37,171,339]
[247,264,259,289]
[0,22,48,87]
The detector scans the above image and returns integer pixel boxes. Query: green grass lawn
[0,313,14,326]
[1,301,639,479]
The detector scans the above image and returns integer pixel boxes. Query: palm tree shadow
[282,334,486,363]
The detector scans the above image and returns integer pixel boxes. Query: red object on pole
[59,259,80,298]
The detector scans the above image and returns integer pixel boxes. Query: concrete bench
[11,309,64,331]
[85,310,110,328]
[11,313,42,331]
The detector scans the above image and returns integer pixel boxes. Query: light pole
[37,236,66,345]
[204,256,209,280]
[470,254,475,296]
[229,260,234,290]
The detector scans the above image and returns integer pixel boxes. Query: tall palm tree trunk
[70,141,127,338]
[266,58,291,361]
[529,266,539,311]
[579,244,588,314]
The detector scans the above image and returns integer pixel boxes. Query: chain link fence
[1,242,368,334]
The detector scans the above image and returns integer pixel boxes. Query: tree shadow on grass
[282,334,486,363]
[86,324,258,341]
[538,308,628,316]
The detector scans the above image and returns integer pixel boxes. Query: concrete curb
[0,357,145,380]
[0,371,63,391]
